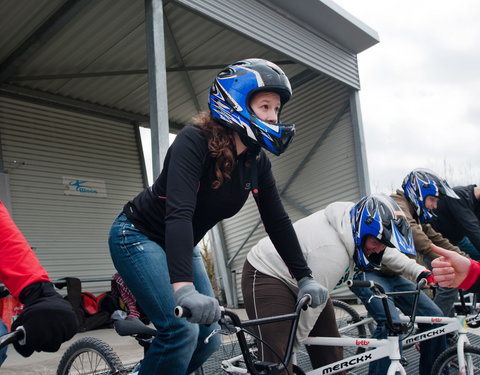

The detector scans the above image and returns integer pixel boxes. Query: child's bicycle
[211,279,480,375]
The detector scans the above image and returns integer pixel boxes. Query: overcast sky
[142,1,480,192]
[333,0,480,193]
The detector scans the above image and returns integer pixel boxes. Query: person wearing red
[0,201,78,365]
[431,244,480,292]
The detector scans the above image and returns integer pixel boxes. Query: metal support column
[145,0,170,179]
[350,89,371,196]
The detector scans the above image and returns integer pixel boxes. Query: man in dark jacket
[432,185,480,261]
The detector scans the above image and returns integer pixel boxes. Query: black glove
[11,281,79,357]
[174,284,221,325]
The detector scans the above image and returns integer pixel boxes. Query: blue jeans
[0,319,7,366]
[350,271,448,375]
[108,212,221,375]
[454,236,480,261]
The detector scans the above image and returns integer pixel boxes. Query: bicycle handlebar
[0,327,24,349]
[174,305,191,319]
[175,294,312,374]
[174,294,312,320]
[347,278,427,335]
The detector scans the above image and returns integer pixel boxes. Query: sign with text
[63,177,107,198]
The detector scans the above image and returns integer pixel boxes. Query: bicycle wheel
[332,299,367,355]
[431,344,480,375]
[56,337,126,375]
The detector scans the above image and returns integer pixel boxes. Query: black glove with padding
[11,281,78,357]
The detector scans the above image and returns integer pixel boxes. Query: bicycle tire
[332,299,367,355]
[56,337,127,375]
[431,344,480,375]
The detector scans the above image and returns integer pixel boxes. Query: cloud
[335,0,480,192]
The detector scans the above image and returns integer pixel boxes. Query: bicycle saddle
[114,318,157,337]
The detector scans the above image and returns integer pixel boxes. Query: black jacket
[432,185,480,251]
[124,125,311,283]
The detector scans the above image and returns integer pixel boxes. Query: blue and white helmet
[209,58,295,156]
[402,168,459,223]
[350,194,416,271]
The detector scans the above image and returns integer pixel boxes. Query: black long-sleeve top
[124,125,312,283]
[432,185,480,251]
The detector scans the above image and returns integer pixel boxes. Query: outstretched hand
[430,244,471,288]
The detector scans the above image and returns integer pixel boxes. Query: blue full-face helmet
[208,58,295,156]
[350,194,416,271]
[402,168,459,223]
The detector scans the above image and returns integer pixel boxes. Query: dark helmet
[208,58,295,156]
[402,168,459,223]
[350,194,416,271]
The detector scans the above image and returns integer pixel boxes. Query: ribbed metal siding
[176,0,360,89]
[220,76,362,304]
[0,97,144,293]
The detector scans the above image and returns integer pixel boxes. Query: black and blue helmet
[350,194,416,271]
[208,58,295,156]
[402,168,459,223]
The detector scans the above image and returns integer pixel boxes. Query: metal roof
[0,0,379,129]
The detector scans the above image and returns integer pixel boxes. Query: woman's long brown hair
[194,112,236,189]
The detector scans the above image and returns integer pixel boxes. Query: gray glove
[173,284,221,324]
[297,276,329,308]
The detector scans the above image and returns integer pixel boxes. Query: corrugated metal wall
[0,97,145,293]
[219,75,362,304]
[176,0,360,89]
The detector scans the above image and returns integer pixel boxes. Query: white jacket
[246,201,427,346]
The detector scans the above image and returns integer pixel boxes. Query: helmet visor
[384,218,416,255]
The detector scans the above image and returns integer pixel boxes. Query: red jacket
[0,202,50,298]
[459,259,480,293]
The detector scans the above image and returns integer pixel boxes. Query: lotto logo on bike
[322,353,373,373]
[404,327,446,345]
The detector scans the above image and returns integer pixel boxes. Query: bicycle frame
[302,314,472,375]
[220,281,479,375]
[302,335,405,375]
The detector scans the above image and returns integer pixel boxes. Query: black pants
[242,260,344,374]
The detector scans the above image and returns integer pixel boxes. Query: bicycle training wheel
[332,299,367,355]
[431,344,480,375]
[56,337,126,375]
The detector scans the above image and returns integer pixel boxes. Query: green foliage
[199,238,220,299]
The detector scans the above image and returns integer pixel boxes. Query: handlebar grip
[418,278,427,289]
[0,327,24,348]
[174,306,191,318]
[346,279,374,288]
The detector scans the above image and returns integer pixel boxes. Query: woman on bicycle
[108,58,327,375]
[0,201,78,365]
[242,194,432,374]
